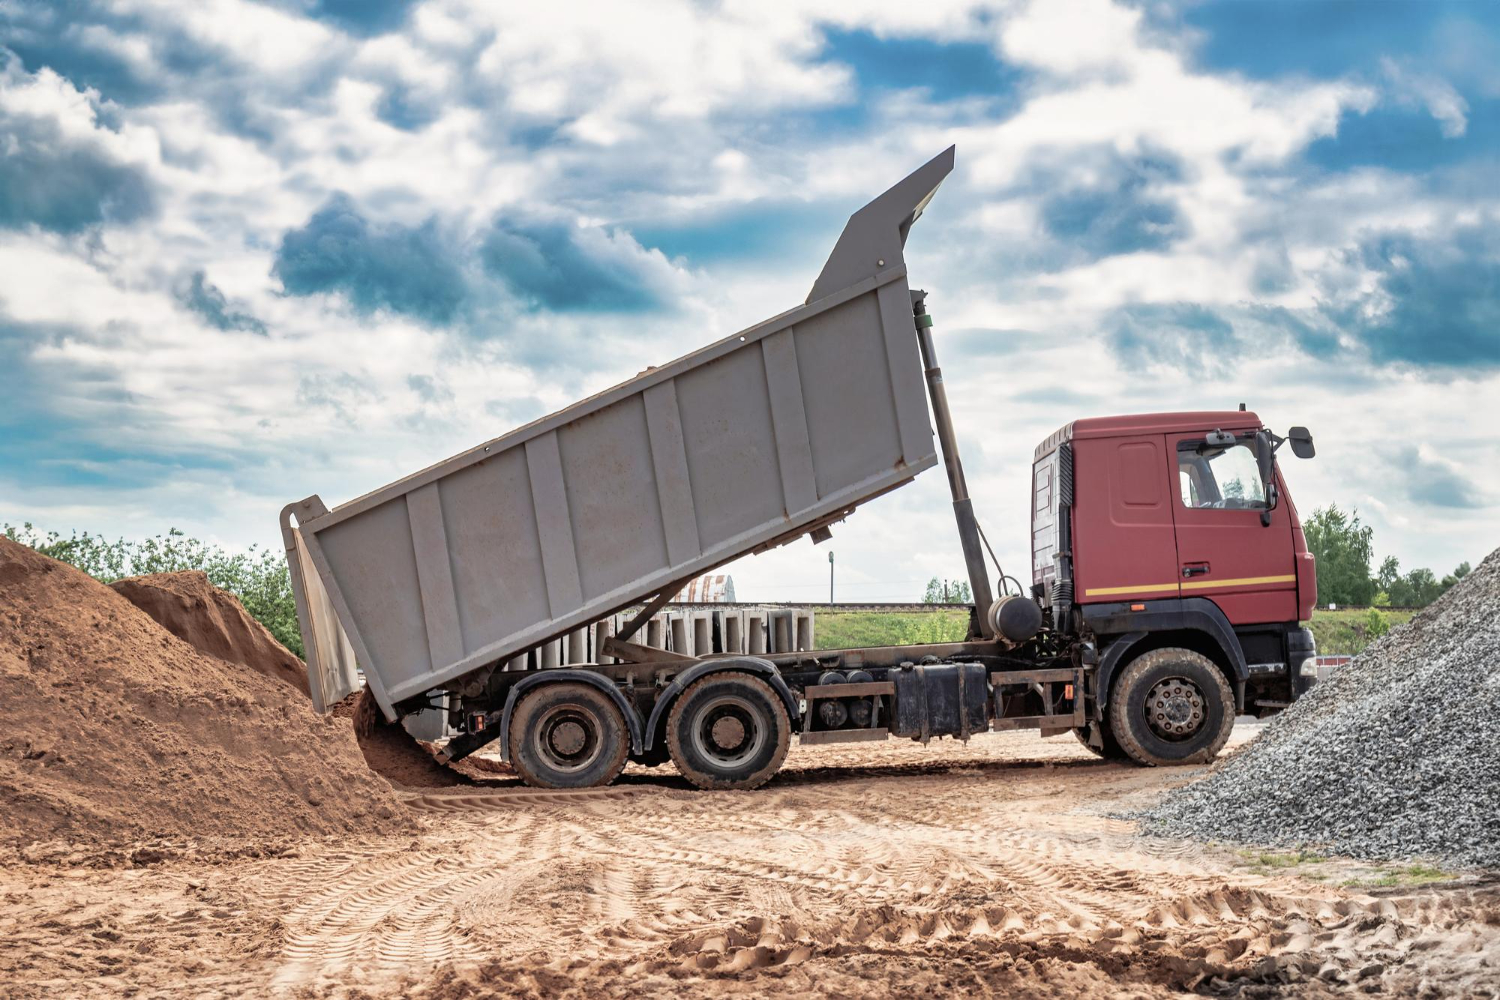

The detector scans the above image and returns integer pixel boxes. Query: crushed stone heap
[1141,546,1500,869]
[111,570,308,695]
[0,539,410,847]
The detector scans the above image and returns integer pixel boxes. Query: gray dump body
[282,148,954,718]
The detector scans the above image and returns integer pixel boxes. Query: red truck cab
[1032,411,1318,760]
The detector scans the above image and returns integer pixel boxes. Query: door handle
[1182,564,1210,578]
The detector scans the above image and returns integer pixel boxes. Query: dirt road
[4,727,1496,998]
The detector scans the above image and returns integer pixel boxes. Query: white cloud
[0,0,1495,595]
[999,0,1144,77]
[1381,57,1469,137]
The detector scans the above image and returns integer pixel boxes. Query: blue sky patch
[1305,99,1500,173]
[1182,0,1479,80]
[633,199,848,268]
[821,28,1022,101]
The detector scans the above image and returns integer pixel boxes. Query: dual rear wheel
[507,671,790,790]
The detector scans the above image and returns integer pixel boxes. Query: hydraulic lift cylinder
[913,292,995,635]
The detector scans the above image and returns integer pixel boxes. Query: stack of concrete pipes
[507,604,815,668]
[404,606,815,741]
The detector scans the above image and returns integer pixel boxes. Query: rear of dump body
[282,148,955,719]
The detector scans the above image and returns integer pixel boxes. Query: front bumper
[1289,627,1317,696]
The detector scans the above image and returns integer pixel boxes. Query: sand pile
[110,570,308,695]
[0,539,411,847]
[1143,546,1500,868]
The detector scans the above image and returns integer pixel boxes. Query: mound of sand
[0,539,411,847]
[1143,545,1500,868]
[111,570,308,695]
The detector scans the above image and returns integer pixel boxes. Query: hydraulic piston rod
[912,291,995,636]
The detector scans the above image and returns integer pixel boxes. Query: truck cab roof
[1035,411,1262,460]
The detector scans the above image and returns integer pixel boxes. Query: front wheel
[508,682,630,788]
[1107,648,1235,766]
[666,671,790,790]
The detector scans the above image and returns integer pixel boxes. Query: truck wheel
[508,682,629,788]
[666,671,790,790]
[1108,648,1235,767]
[1073,722,1129,760]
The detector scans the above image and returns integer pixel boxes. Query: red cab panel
[1071,434,1180,603]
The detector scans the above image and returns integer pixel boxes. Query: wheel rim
[1143,675,1207,742]
[690,694,765,770]
[533,705,604,773]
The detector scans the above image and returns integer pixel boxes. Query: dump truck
[281,146,1319,790]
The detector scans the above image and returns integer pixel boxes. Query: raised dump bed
[283,148,955,717]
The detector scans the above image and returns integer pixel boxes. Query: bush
[3,523,303,657]
[1364,606,1390,641]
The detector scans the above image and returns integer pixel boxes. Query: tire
[507,682,630,789]
[666,671,790,790]
[1073,721,1129,760]
[1108,648,1235,767]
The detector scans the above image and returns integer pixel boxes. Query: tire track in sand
[228,733,1500,998]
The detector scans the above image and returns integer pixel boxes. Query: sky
[1,0,1497,603]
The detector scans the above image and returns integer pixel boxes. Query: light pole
[828,551,835,605]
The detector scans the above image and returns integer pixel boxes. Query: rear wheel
[666,671,790,790]
[508,682,629,788]
[1108,648,1235,766]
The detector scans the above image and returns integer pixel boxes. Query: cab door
[1072,435,1181,604]
[1169,432,1297,624]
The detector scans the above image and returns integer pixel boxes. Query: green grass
[1339,864,1453,889]
[1239,849,1327,869]
[1230,847,1454,888]
[813,607,1411,658]
[813,609,969,650]
[1238,849,1330,877]
[1308,607,1415,656]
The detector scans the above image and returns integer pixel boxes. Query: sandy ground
[4,725,1497,999]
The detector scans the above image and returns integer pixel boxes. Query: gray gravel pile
[1140,546,1500,869]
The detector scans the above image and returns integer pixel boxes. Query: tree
[1378,558,1466,608]
[1376,555,1401,597]
[1303,505,1375,606]
[922,577,972,604]
[1440,561,1472,591]
[1390,567,1442,607]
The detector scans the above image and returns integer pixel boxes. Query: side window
[1177,442,1266,509]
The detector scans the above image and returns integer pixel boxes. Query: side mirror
[1255,430,1279,525]
[1288,426,1315,459]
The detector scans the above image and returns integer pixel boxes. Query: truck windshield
[1178,441,1266,510]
